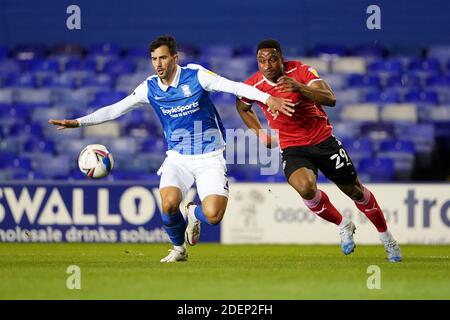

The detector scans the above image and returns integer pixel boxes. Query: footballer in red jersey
[236,39,402,262]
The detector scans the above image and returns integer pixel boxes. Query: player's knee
[202,204,225,225]
[340,183,364,200]
[349,188,364,200]
[289,178,316,199]
[161,198,181,214]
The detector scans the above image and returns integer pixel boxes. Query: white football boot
[339,220,356,255]
[380,231,402,262]
[185,202,201,246]
[160,246,188,263]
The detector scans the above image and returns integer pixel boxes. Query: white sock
[379,230,392,242]
[174,244,185,252]
[339,218,350,228]
[188,204,199,222]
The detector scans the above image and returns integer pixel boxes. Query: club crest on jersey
[181,85,192,97]
[308,67,319,77]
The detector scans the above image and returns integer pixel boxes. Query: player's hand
[259,132,279,149]
[48,119,79,130]
[266,96,295,120]
[275,76,302,93]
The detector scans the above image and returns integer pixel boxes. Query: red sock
[303,190,343,225]
[354,186,387,232]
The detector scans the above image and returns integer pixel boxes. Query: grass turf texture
[0,243,449,299]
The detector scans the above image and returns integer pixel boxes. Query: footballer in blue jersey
[49,35,295,262]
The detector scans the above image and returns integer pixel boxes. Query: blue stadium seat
[140,138,166,153]
[332,122,361,139]
[15,88,52,105]
[88,43,121,58]
[378,139,415,179]
[425,75,450,87]
[50,43,84,57]
[65,58,97,72]
[358,158,394,182]
[12,171,46,180]
[23,138,55,154]
[0,89,14,104]
[104,59,135,76]
[347,74,381,89]
[90,91,127,107]
[394,123,434,150]
[365,90,400,104]
[341,138,374,163]
[30,58,60,73]
[7,123,42,137]
[404,90,439,105]
[41,74,77,88]
[33,155,73,178]
[5,73,36,88]
[80,74,114,88]
[428,45,450,62]
[425,105,450,122]
[408,58,441,73]
[386,74,422,90]
[126,45,148,59]
[0,152,17,164]
[0,156,31,171]
[0,60,21,78]
[367,59,403,76]
[350,44,385,58]
[360,123,395,143]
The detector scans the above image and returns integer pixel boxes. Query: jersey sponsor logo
[160,101,200,118]
[181,85,192,97]
[308,67,319,77]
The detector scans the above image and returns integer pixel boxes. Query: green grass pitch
[0,243,449,299]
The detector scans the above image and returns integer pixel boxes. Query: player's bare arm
[236,98,278,148]
[276,76,336,107]
[48,119,79,130]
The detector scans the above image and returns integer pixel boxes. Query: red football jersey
[241,61,333,149]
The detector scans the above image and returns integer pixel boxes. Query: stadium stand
[1,43,450,182]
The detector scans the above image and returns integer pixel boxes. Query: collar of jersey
[262,75,277,86]
[157,65,181,92]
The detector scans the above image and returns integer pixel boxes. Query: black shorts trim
[281,136,358,185]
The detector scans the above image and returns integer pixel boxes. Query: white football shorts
[157,149,229,201]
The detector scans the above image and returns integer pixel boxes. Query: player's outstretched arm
[236,98,278,148]
[276,76,336,107]
[48,81,149,130]
[48,119,79,130]
[196,66,295,118]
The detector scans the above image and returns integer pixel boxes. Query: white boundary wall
[222,184,450,244]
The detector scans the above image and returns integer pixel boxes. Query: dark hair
[256,39,282,55]
[149,35,178,55]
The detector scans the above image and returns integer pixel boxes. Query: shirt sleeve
[238,78,256,106]
[76,81,150,127]
[194,65,270,104]
[298,63,322,86]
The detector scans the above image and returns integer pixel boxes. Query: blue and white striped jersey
[77,64,270,155]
